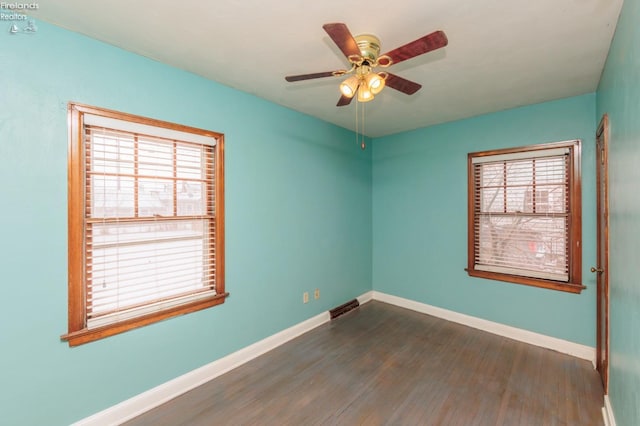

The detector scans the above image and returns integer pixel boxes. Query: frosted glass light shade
[339,76,359,98]
[357,85,374,102]
[365,72,386,95]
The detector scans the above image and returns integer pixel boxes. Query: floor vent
[330,299,360,320]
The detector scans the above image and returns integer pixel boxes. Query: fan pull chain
[354,97,366,150]
[361,101,366,150]
[355,93,359,148]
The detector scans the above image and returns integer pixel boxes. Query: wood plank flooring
[125,301,604,426]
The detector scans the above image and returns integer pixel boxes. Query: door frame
[595,114,610,393]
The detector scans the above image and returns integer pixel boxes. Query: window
[63,103,226,346]
[467,140,583,293]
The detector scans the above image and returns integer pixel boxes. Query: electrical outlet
[314,288,320,299]
[303,292,309,304]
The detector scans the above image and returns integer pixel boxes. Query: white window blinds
[84,124,217,328]
[471,147,570,282]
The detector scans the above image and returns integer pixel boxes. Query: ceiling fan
[285,23,448,106]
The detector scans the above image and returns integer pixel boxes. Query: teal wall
[597,0,640,424]
[0,20,372,425]
[372,94,597,346]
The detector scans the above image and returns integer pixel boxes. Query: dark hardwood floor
[125,301,604,426]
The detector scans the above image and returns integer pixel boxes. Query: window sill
[61,293,229,347]
[465,269,584,294]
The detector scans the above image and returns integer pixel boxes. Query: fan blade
[337,95,353,107]
[385,73,422,95]
[323,23,361,59]
[285,71,339,82]
[381,30,448,65]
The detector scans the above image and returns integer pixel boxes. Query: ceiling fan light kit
[339,67,387,102]
[285,23,448,106]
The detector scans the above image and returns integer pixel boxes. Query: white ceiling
[31,0,623,137]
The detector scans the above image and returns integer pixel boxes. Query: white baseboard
[357,290,374,305]
[602,395,617,426]
[73,308,333,425]
[372,291,596,363]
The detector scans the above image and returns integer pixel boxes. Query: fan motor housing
[354,34,381,62]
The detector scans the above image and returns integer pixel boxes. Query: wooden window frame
[63,103,226,346]
[466,140,584,294]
